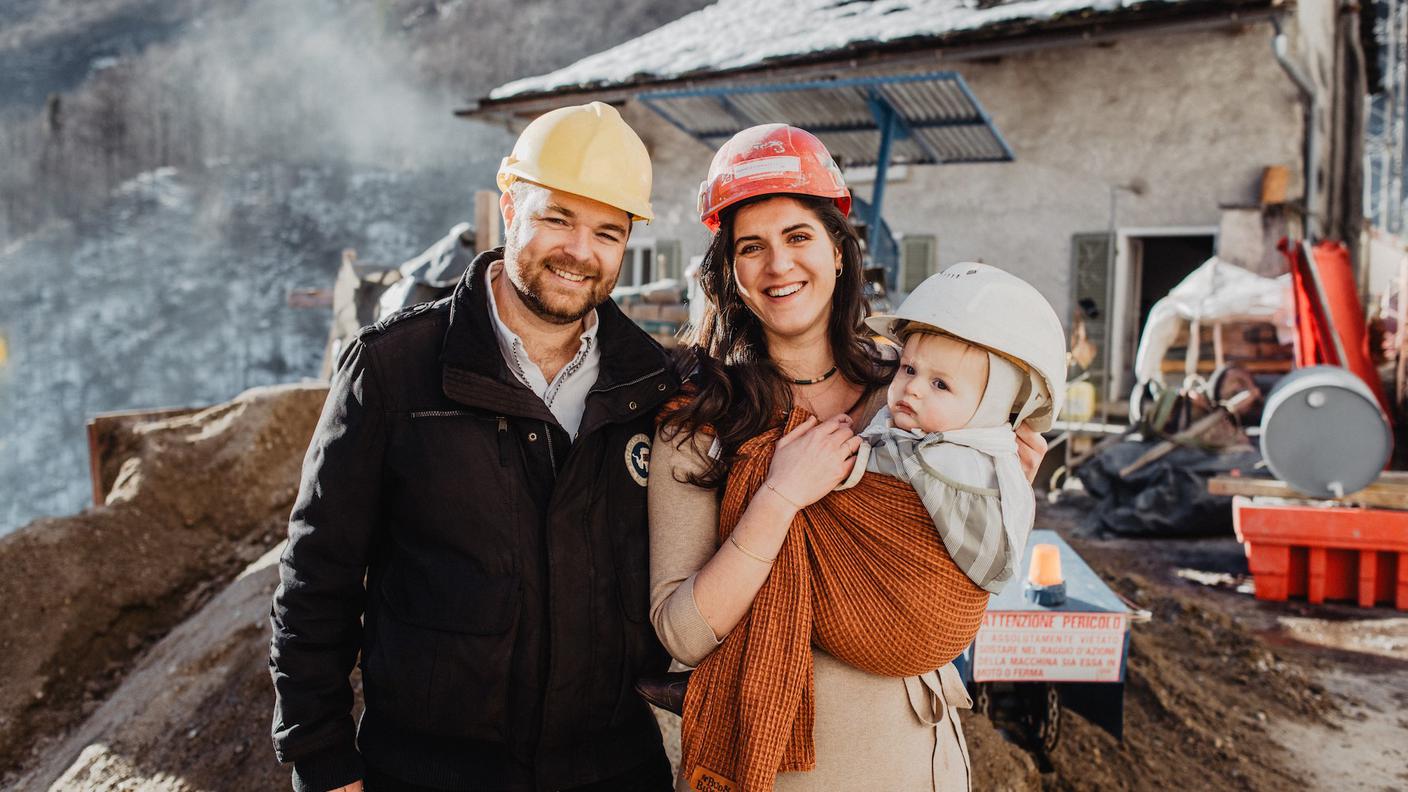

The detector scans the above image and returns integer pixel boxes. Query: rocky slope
[2,392,1371,790]
[0,382,326,784]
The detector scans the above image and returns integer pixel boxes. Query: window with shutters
[655,239,682,283]
[621,239,683,287]
[623,240,655,287]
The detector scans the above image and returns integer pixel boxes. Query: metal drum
[1259,365,1392,498]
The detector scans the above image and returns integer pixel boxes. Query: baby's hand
[1015,422,1047,483]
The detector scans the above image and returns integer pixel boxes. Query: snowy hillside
[0,161,486,534]
[0,0,712,536]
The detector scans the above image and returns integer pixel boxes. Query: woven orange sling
[679,408,991,792]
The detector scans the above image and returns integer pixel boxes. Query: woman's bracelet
[764,482,803,511]
[729,533,776,565]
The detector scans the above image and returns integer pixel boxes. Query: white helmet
[867,262,1068,432]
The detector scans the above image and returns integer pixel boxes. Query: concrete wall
[620,14,1328,328]
[620,101,718,269]
[1293,0,1340,235]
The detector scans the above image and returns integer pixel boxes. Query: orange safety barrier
[1282,239,1391,416]
[1233,498,1408,609]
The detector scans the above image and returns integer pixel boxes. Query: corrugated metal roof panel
[641,72,1012,167]
[882,79,980,124]
[659,95,743,136]
[913,124,1011,162]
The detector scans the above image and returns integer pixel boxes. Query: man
[270,102,678,792]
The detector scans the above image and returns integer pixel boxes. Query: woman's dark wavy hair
[660,193,892,488]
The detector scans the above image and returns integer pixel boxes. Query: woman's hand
[1016,422,1048,483]
[328,783,362,792]
[764,415,863,508]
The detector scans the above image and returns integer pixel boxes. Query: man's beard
[505,251,613,325]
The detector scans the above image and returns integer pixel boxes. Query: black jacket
[270,249,678,791]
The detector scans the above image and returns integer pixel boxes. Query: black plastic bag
[1075,440,1262,537]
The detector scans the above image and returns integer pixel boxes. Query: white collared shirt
[485,262,601,438]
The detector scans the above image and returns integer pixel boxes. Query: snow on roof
[489,0,1215,100]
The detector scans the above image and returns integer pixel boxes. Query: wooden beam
[474,191,501,252]
[1209,472,1408,510]
[1159,358,1292,374]
[86,407,204,506]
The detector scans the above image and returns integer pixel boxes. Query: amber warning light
[1025,544,1067,606]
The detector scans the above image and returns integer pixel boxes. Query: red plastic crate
[1232,498,1408,609]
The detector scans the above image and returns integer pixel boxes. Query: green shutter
[1069,232,1114,395]
[900,235,937,293]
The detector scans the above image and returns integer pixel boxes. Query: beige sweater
[647,395,974,792]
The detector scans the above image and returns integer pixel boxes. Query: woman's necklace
[784,365,838,386]
[791,367,848,417]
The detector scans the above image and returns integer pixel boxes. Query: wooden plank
[86,407,204,506]
[1159,358,1293,374]
[86,420,107,508]
[1213,322,1225,369]
[474,191,501,252]
[1261,165,1291,205]
[1397,253,1407,406]
[1209,474,1408,510]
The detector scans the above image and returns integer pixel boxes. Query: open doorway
[1110,229,1216,397]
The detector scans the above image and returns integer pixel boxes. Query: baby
[839,262,1067,594]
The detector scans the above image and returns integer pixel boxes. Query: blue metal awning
[639,72,1012,287]
[638,71,1013,168]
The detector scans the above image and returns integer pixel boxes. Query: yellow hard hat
[497,101,654,222]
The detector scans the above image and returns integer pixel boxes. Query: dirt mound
[16,557,1310,791]
[12,548,290,790]
[1041,569,1335,791]
[0,405,1371,790]
[952,548,1336,792]
[0,383,326,781]
[961,711,1043,790]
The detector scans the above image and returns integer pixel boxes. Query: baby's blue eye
[931,378,948,391]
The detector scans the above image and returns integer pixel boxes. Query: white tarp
[1132,257,1293,384]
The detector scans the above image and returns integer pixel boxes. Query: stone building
[463,0,1370,399]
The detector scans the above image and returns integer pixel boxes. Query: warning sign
[971,611,1128,683]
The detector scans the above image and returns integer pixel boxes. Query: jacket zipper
[538,367,664,756]
[408,409,472,418]
[544,421,557,477]
[496,416,508,467]
[588,367,665,396]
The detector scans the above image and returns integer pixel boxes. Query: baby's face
[888,333,989,434]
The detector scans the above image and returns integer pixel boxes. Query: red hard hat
[697,124,852,233]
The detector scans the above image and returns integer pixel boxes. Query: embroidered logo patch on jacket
[625,433,651,486]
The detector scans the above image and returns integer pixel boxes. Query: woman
[648,124,1046,791]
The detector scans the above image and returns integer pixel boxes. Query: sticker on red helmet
[730,155,802,180]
